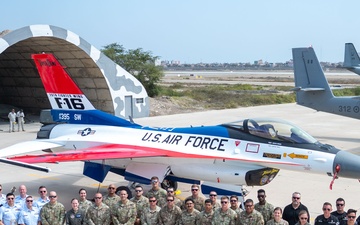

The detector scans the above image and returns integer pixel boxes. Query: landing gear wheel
[161,179,178,190]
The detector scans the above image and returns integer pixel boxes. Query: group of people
[0,180,358,225]
[7,108,25,132]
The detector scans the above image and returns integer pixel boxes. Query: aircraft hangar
[0,24,149,119]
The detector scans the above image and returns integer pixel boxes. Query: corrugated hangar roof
[0,25,149,119]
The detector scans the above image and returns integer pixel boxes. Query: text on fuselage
[141,133,228,151]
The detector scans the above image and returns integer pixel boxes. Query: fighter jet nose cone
[334,151,360,179]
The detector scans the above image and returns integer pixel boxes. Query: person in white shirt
[16,109,25,132]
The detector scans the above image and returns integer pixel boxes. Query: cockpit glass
[225,118,317,144]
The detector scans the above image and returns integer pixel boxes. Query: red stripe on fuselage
[31,54,83,94]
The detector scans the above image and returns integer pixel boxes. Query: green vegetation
[333,87,360,96]
[101,43,164,97]
[159,83,296,109]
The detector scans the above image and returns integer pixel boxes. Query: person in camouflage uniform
[145,176,167,207]
[229,195,243,225]
[255,189,274,224]
[86,193,111,225]
[40,191,66,225]
[112,190,136,225]
[211,196,237,225]
[65,198,86,225]
[209,191,221,211]
[266,207,289,225]
[166,187,182,208]
[78,188,93,213]
[130,185,149,225]
[141,195,161,225]
[103,184,120,224]
[179,198,200,225]
[238,199,264,225]
[158,195,182,225]
[196,199,214,225]
[184,184,204,212]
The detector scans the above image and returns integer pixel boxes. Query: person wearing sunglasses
[183,184,205,212]
[166,187,182,208]
[141,195,161,225]
[178,198,200,225]
[283,192,310,225]
[255,189,274,224]
[238,199,264,225]
[158,195,182,225]
[86,193,111,225]
[18,195,40,225]
[314,202,339,225]
[331,198,347,224]
[0,193,21,225]
[212,196,237,225]
[346,209,358,225]
[130,185,149,225]
[40,191,66,225]
[34,186,49,211]
[145,176,167,208]
[295,210,310,225]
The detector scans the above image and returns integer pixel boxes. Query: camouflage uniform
[231,207,243,225]
[145,188,167,207]
[112,199,137,225]
[179,208,200,225]
[65,208,86,225]
[266,219,289,225]
[40,202,66,225]
[78,199,93,213]
[174,197,183,208]
[185,196,205,212]
[237,209,264,225]
[212,202,221,211]
[255,202,274,224]
[141,205,161,225]
[196,210,214,225]
[86,202,111,225]
[158,205,182,225]
[211,208,237,225]
[130,195,149,222]
[103,194,120,224]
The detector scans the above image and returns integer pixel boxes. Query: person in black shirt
[282,192,310,225]
[314,202,339,225]
[331,198,347,225]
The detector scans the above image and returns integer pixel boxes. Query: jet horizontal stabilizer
[0,158,50,173]
[292,87,325,92]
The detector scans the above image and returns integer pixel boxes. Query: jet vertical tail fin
[31,53,137,127]
[292,47,334,108]
[31,54,95,110]
[343,43,360,75]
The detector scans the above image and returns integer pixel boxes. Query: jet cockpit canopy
[225,118,318,144]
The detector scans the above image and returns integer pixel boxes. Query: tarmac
[1,103,360,222]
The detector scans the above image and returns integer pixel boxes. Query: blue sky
[2,1,360,63]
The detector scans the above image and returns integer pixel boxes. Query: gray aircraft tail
[343,43,360,75]
[292,47,334,108]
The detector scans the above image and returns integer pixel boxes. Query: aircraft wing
[7,143,234,164]
[0,141,65,157]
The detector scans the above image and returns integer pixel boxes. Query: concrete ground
[0,103,360,222]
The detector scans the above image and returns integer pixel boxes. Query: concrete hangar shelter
[0,24,149,119]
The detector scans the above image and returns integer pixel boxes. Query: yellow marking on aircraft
[288,153,308,159]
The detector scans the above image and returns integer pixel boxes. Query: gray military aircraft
[293,46,360,120]
[343,43,360,75]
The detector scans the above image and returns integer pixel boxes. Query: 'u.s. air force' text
[141,132,228,151]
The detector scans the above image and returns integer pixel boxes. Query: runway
[1,103,360,221]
